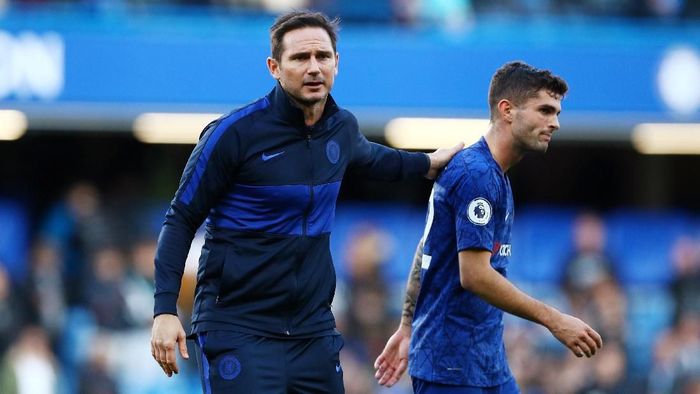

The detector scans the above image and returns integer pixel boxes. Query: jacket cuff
[154,292,179,317]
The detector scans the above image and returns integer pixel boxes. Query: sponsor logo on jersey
[492,242,512,257]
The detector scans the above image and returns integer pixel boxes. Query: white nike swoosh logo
[262,151,285,161]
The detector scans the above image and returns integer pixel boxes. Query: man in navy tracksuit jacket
[150,11,461,393]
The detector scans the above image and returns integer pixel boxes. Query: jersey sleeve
[449,165,500,253]
[153,120,240,316]
[347,113,429,180]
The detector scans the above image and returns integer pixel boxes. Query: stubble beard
[288,88,328,109]
[514,129,549,155]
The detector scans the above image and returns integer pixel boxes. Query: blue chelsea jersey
[409,137,515,387]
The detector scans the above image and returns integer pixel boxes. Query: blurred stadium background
[2,0,700,393]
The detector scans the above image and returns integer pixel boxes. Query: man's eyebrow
[539,104,559,112]
[288,48,333,58]
[289,50,310,58]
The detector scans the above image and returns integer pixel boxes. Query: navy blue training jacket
[154,84,430,337]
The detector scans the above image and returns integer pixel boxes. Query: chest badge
[326,140,340,164]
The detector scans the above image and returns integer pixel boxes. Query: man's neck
[302,103,325,126]
[484,125,523,173]
[289,96,326,127]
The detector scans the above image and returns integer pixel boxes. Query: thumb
[178,331,189,359]
[451,142,465,152]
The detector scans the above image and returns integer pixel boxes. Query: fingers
[374,331,411,386]
[376,366,394,386]
[166,340,180,375]
[451,142,465,152]
[374,350,401,386]
[178,331,190,360]
[588,327,604,349]
[553,314,604,359]
[581,333,599,356]
[570,340,593,358]
[377,367,397,387]
[393,358,408,383]
[440,142,465,159]
[374,349,407,387]
[570,334,603,358]
[152,340,172,376]
[374,365,384,380]
[151,338,179,377]
[573,327,604,358]
[374,354,393,381]
[572,341,591,358]
[373,354,385,370]
[376,358,407,387]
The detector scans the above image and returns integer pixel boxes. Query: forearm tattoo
[401,240,424,327]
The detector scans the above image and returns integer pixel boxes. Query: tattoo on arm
[401,240,424,327]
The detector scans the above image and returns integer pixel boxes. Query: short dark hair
[270,11,340,61]
[488,61,568,120]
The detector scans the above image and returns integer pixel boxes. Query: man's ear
[334,52,339,76]
[497,99,513,123]
[267,57,280,80]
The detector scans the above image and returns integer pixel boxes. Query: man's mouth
[304,81,324,87]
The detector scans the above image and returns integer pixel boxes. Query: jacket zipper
[302,131,314,237]
[287,130,314,336]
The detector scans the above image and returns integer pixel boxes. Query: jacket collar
[267,83,339,130]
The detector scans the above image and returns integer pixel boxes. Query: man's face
[267,27,339,107]
[511,89,562,153]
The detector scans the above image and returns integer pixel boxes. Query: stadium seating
[0,197,29,283]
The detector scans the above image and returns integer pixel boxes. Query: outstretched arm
[459,249,603,358]
[348,114,463,182]
[374,239,424,387]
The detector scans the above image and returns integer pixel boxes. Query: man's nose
[307,57,321,74]
[550,116,560,131]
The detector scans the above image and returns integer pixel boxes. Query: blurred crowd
[0,182,199,393]
[0,181,699,393]
[2,0,700,23]
[332,212,700,394]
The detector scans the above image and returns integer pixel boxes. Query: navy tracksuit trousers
[194,331,345,393]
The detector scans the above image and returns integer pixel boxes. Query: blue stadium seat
[605,210,693,285]
[508,206,578,284]
[331,202,425,283]
[332,204,582,286]
[0,198,30,283]
[624,284,674,375]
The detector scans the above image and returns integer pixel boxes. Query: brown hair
[270,11,340,61]
[488,61,568,120]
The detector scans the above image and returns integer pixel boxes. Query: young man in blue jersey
[374,61,603,393]
[149,10,462,394]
